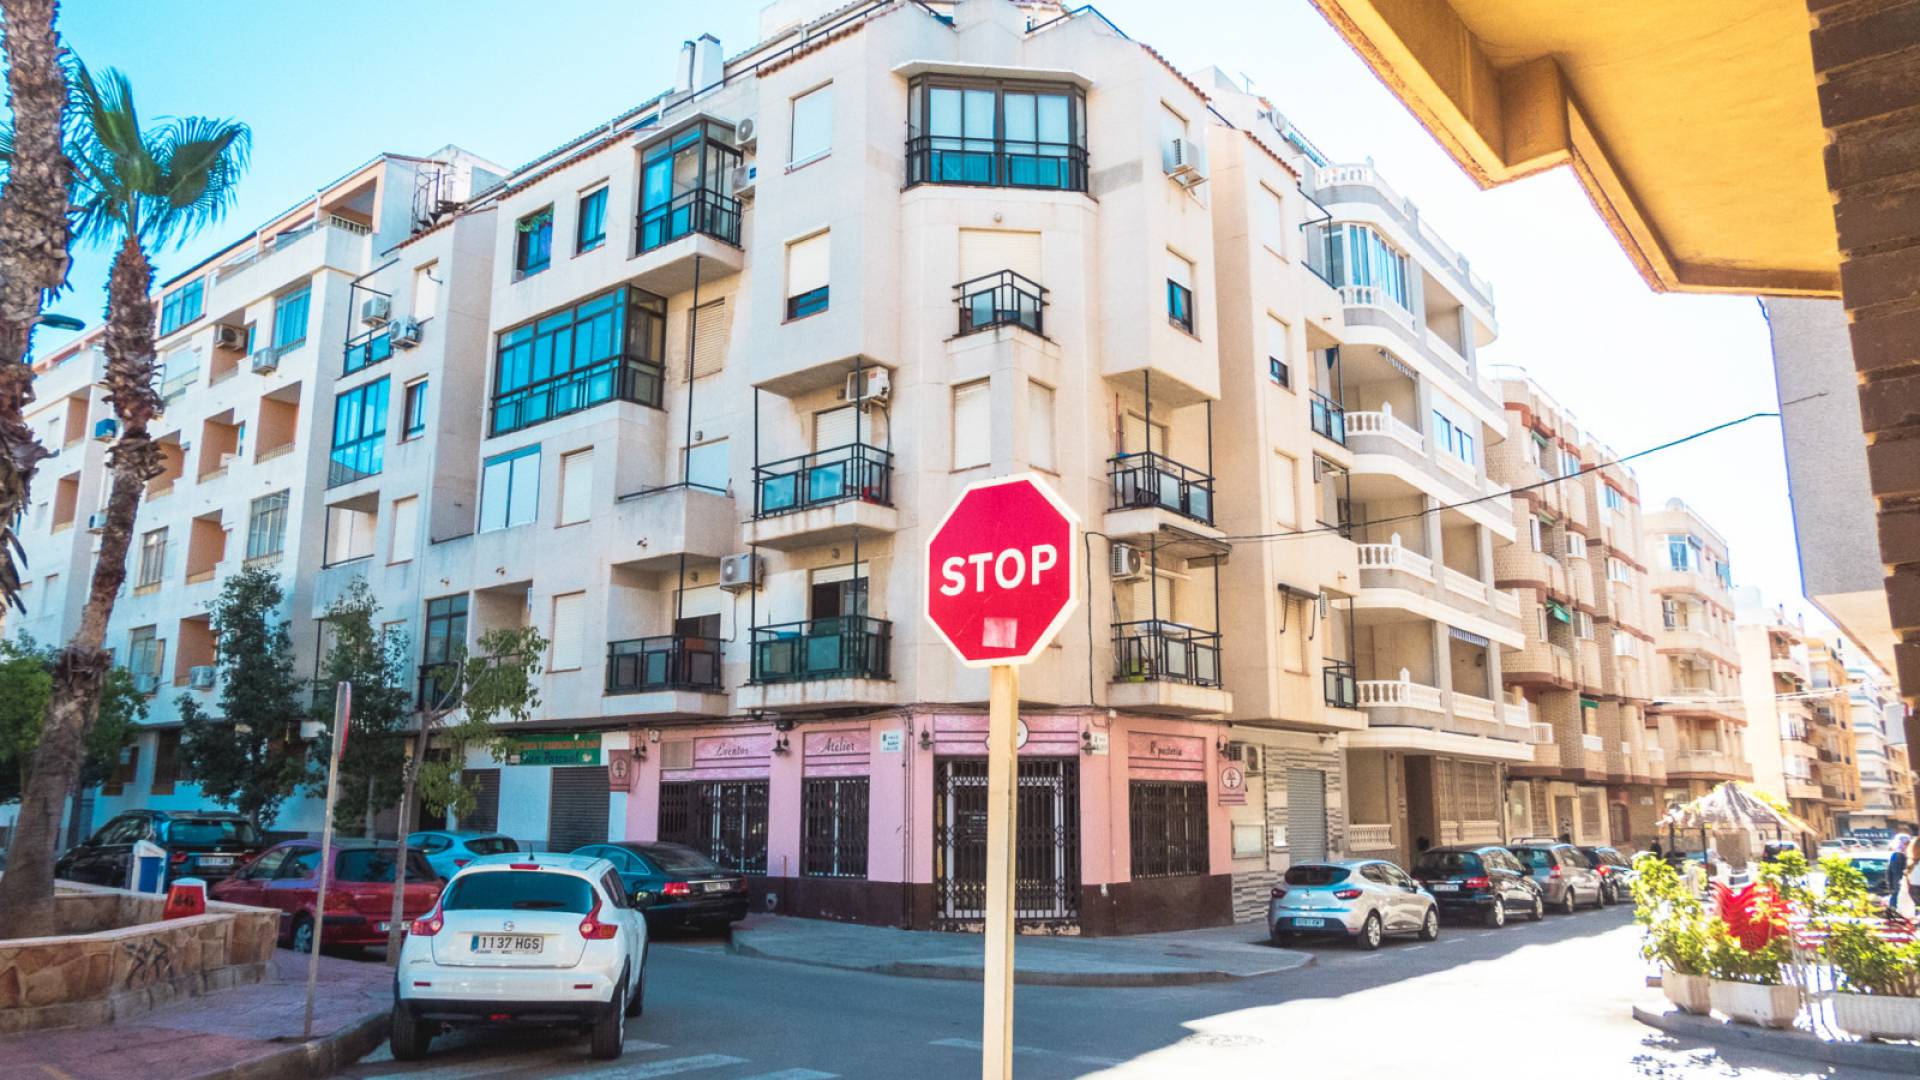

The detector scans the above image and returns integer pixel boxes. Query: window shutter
[958,229,1041,281]
[479,456,511,533]
[952,381,990,469]
[678,298,730,381]
[550,592,585,670]
[787,232,830,298]
[560,449,593,525]
[1167,251,1193,291]
[1026,381,1054,471]
[814,405,856,451]
[811,561,867,586]
[390,497,418,563]
[1267,316,1288,363]
[790,85,833,164]
[685,440,728,490]
[508,452,540,528]
[1273,452,1298,528]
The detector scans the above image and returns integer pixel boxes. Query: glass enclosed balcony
[750,616,892,684]
[606,635,723,694]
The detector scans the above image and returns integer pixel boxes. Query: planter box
[1708,979,1800,1029]
[1662,971,1712,1015]
[1833,992,1920,1042]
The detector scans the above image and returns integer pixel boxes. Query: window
[790,84,832,166]
[1666,534,1691,571]
[1527,430,1549,467]
[272,285,311,350]
[1566,532,1588,559]
[422,594,469,696]
[575,187,607,253]
[411,262,438,320]
[491,286,665,436]
[324,504,376,565]
[514,206,553,278]
[1327,223,1410,310]
[137,529,166,588]
[952,380,990,470]
[1167,251,1194,333]
[1613,633,1637,659]
[786,231,830,319]
[549,592,585,671]
[159,280,203,336]
[343,327,391,375]
[1529,516,1544,552]
[1130,781,1209,878]
[1603,485,1626,512]
[1027,380,1055,471]
[403,378,428,438]
[1575,610,1594,640]
[639,120,741,251]
[328,378,388,486]
[906,75,1086,191]
[1608,557,1631,584]
[129,625,163,683]
[684,439,728,492]
[559,448,593,525]
[658,780,770,875]
[1258,185,1286,255]
[246,491,288,561]
[1559,447,1580,478]
[480,446,540,532]
[802,777,868,878]
[1273,451,1299,528]
[1160,103,1189,167]
[1267,315,1291,387]
[389,496,418,563]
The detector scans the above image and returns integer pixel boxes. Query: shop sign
[607,750,634,790]
[507,731,601,766]
[878,730,905,753]
[1219,763,1247,805]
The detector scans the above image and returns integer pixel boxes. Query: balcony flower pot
[1708,979,1800,1028]
[1831,993,1920,1042]
[1661,971,1712,1016]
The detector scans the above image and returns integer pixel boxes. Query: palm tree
[0,0,77,611]
[0,64,248,934]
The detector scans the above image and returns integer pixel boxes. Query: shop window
[802,776,868,878]
[1129,780,1208,878]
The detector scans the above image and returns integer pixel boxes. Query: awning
[1448,626,1490,648]
[1545,600,1571,623]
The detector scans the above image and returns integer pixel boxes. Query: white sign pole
[981,663,1019,1080]
[303,682,350,1040]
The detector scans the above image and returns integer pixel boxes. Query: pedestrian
[1889,834,1912,916]
[1650,839,1664,860]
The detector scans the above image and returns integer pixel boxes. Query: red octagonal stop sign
[924,473,1080,667]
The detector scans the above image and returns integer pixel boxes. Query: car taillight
[579,893,619,940]
[1463,876,1491,890]
[1333,888,1362,900]
[510,863,541,870]
[1548,865,1562,878]
[662,881,691,898]
[170,850,188,864]
[410,906,443,937]
[1270,886,1287,899]
[736,876,748,893]
[1595,865,1612,876]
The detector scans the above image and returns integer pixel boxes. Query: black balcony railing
[955,270,1047,337]
[1112,621,1222,688]
[606,635,723,694]
[327,434,383,488]
[1303,220,1336,287]
[489,353,662,437]
[638,187,742,253]
[906,135,1088,192]
[343,327,392,376]
[753,443,892,519]
[1323,660,1358,709]
[750,616,892,684]
[1108,452,1214,526]
[1310,390,1346,445]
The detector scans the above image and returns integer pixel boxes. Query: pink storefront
[617,709,1237,934]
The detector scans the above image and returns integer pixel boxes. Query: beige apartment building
[1734,601,1833,836]
[1644,502,1752,811]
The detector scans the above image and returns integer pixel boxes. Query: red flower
[1714,882,1784,951]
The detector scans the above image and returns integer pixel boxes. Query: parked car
[391,852,648,1062]
[1267,859,1439,949]
[55,809,264,887]
[1577,845,1636,905]
[210,839,441,953]
[407,830,519,879]
[571,841,749,933]
[1844,851,1895,897]
[1508,843,1605,914]
[1412,845,1543,927]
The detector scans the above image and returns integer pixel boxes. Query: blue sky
[37,0,1813,633]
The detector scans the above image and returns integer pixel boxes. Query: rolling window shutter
[787,232,830,298]
[507,452,540,528]
[814,405,856,451]
[390,497,418,563]
[550,592,585,670]
[1167,251,1193,291]
[1026,381,1054,471]
[958,229,1041,281]
[682,298,730,380]
[560,449,593,525]
[952,381,990,469]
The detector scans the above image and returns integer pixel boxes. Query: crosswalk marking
[737,1070,839,1080]
[929,1037,1122,1068]
[556,1053,747,1079]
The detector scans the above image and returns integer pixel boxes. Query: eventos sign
[923,474,1081,667]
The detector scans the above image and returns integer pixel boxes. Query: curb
[728,937,1314,987]
[1632,1005,1920,1073]
[189,1008,389,1080]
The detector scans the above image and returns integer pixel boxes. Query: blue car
[405,830,519,879]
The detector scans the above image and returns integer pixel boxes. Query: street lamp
[34,313,85,332]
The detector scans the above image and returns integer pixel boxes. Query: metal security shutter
[958,228,1042,281]
[457,768,501,832]
[548,765,609,852]
[1287,768,1328,862]
[674,298,730,381]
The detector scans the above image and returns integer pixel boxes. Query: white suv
[391,852,648,1061]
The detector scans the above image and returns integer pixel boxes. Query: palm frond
[149,116,250,249]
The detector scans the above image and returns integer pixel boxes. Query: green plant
[1630,853,1711,977]
[1814,854,1920,997]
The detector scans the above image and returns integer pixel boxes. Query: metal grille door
[659,780,770,874]
[1287,768,1328,862]
[457,768,501,832]
[933,758,1079,929]
[547,766,609,852]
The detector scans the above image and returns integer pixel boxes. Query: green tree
[0,635,146,805]
[177,566,307,828]
[0,62,249,933]
[308,579,410,836]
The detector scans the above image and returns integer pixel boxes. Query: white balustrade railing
[1356,541,1433,580]
[1452,692,1496,723]
[1347,822,1393,850]
[1581,733,1605,752]
[1425,326,1469,375]
[1530,722,1555,745]
[1356,677,1444,712]
[1500,701,1531,730]
[1442,566,1490,605]
[1492,589,1522,618]
[1337,284,1418,328]
[1345,409,1423,454]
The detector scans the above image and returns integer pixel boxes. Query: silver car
[1268,859,1439,950]
[1508,843,1605,914]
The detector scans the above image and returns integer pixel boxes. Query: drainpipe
[676,255,704,628]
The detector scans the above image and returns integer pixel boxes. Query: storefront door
[933,758,1080,929]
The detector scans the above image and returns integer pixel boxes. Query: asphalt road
[337,906,1910,1080]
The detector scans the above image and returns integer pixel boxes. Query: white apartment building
[1644,500,1752,807]
[1842,652,1908,835]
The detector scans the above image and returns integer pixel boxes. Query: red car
[212,839,443,952]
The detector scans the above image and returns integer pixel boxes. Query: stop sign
[924,473,1080,667]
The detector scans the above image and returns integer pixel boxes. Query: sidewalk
[0,949,391,1080]
[728,915,1312,986]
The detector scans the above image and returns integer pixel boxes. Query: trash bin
[129,838,166,894]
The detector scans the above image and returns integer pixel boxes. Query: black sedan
[1412,844,1543,927]
[57,809,265,887]
[572,841,750,932]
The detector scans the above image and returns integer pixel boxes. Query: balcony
[746,443,896,550]
[629,188,745,296]
[1669,750,1750,781]
[955,270,1046,338]
[1357,540,1432,580]
[1309,391,1346,444]
[1323,660,1359,710]
[489,353,662,438]
[1108,620,1232,716]
[1348,676,1532,759]
[609,486,736,572]
[1108,452,1214,527]
[602,635,729,720]
[736,616,894,713]
[1346,409,1422,456]
[904,135,1088,193]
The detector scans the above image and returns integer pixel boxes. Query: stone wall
[1227,740,1348,924]
[0,881,276,1034]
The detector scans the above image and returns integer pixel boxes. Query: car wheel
[1558,888,1577,916]
[1529,894,1545,922]
[390,1004,432,1062]
[624,964,645,1018]
[1356,912,1383,950]
[1419,908,1440,942]
[1484,900,1506,928]
[590,985,625,1060]
[1592,884,1608,909]
[1600,881,1617,906]
[290,915,315,955]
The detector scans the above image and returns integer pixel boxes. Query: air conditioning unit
[360,295,392,326]
[388,318,422,349]
[1110,543,1145,581]
[734,115,757,147]
[92,418,118,442]
[1242,745,1261,772]
[189,665,216,690]
[731,164,757,200]
[841,367,890,406]
[86,511,108,533]
[1530,722,1555,745]
[1164,137,1202,184]
[211,324,245,350]
[132,673,159,695]
[660,740,694,771]
[219,452,238,470]
[719,552,763,592]
[250,346,279,375]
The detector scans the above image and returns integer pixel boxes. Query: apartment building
[1643,501,1752,809]
[1841,653,1909,836]
[1802,639,1862,837]
[1733,598,1829,833]
[1889,743,1917,835]
[1491,373,1665,850]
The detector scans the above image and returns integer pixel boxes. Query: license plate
[1290,918,1327,928]
[377,922,390,933]
[702,881,730,894]
[1431,883,1459,892]
[471,934,542,954]
[197,855,234,867]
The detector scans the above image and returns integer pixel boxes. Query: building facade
[1733,599,1836,836]
[1643,501,1752,812]
[1841,651,1909,836]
